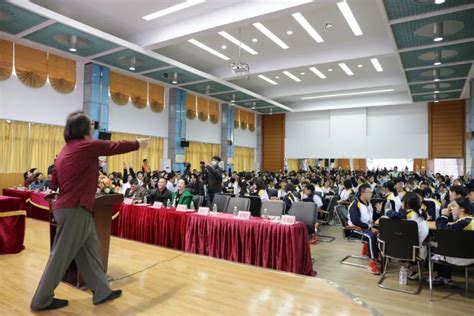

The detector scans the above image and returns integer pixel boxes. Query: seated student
[124,178,146,200]
[423,187,442,219]
[171,178,193,208]
[437,183,450,208]
[166,173,177,193]
[432,197,474,285]
[29,172,46,191]
[255,179,270,202]
[383,181,402,213]
[302,183,323,210]
[188,173,205,196]
[395,178,406,201]
[277,179,288,199]
[283,183,298,213]
[146,177,172,205]
[338,179,354,205]
[348,183,383,274]
[386,193,429,279]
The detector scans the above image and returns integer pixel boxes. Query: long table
[2,189,50,221]
[0,195,27,254]
[113,204,315,276]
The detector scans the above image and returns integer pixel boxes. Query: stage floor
[0,218,370,315]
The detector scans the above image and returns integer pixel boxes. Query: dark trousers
[350,229,379,259]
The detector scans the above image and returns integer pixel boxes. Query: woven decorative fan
[50,78,75,94]
[17,71,46,88]
[210,114,219,124]
[150,101,164,113]
[0,67,11,81]
[198,112,208,122]
[249,124,255,132]
[131,96,147,109]
[186,109,196,119]
[111,92,129,105]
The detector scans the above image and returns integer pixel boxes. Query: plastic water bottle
[166,199,171,208]
[233,206,238,217]
[399,266,407,285]
[190,201,195,210]
[263,208,268,220]
[143,196,147,204]
[213,203,218,215]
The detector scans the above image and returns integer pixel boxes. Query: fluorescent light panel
[292,12,324,43]
[338,63,353,76]
[309,67,326,79]
[188,39,230,60]
[282,71,301,82]
[143,0,205,21]
[370,58,383,72]
[337,1,363,36]
[218,31,258,55]
[258,75,278,85]
[301,89,394,100]
[253,22,289,49]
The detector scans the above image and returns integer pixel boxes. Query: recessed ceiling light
[357,64,363,68]
[433,22,443,42]
[252,38,258,42]
[292,12,324,43]
[172,72,178,84]
[258,74,278,85]
[251,101,256,109]
[275,76,280,79]
[301,88,394,100]
[142,0,205,21]
[435,0,446,4]
[283,71,301,82]
[309,67,327,79]
[434,78,440,82]
[370,58,383,72]
[218,31,258,55]
[433,51,442,65]
[300,72,306,75]
[287,30,293,35]
[188,39,230,60]
[328,68,333,72]
[337,1,363,36]
[338,63,354,76]
[128,57,136,71]
[221,45,227,49]
[434,90,440,93]
[326,22,333,28]
[253,22,289,49]
[68,35,77,52]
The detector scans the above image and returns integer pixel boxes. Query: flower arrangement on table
[97,175,120,195]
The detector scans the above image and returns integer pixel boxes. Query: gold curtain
[287,159,299,172]
[209,100,219,124]
[248,112,255,132]
[129,77,147,109]
[234,108,240,129]
[234,146,255,172]
[48,53,76,94]
[0,40,13,81]
[240,110,248,130]
[29,124,64,173]
[185,142,220,170]
[149,83,164,113]
[0,120,63,173]
[109,72,130,105]
[197,96,209,122]
[108,132,163,173]
[15,44,47,88]
[186,93,197,119]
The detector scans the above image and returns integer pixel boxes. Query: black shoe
[36,298,69,311]
[94,290,122,305]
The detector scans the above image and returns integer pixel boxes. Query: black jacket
[146,188,172,204]
[202,165,223,194]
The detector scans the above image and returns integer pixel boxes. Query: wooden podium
[49,194,123,288]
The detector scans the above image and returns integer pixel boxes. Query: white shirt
[121,182,130,195]
[166,181,176,193]
[340,188,352,201]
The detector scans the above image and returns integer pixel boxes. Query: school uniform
[434,215,474,266]
[348,199,379,259]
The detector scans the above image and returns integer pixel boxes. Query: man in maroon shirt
[31,111,149,311]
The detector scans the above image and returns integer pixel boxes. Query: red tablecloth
[2,189,50,221]
[114,204,192,250]
[0,195,27,254]
[29,192,50,221]
[185,213,315,276]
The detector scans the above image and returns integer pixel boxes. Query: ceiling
[1,0,473,114]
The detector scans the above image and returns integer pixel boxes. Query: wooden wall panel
[413,159,427,172]
[428,100,465,158]
[0,173,24,191]
[353,159,366,171]
[337,159,350,170]
[262,114,285,171]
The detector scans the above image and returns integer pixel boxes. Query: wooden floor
[0,219,370,315]
[313,225,474,316]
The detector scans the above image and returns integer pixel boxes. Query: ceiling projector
[231,62,249,75]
